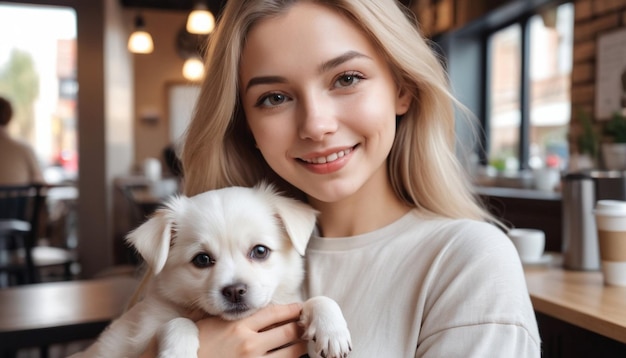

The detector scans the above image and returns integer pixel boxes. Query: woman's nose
[298,95,338,141]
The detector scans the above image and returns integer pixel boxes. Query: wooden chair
[0,184,76,287]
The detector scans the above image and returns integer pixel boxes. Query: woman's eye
[249,245,271,260]
[257,93,288,107]
[334,72,364,88]
[192,253,215,268]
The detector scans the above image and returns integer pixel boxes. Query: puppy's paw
[156,317,200,358]
[300,296,352,358]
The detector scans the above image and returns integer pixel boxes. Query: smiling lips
[301,147,353,164]
[299,146,356,174]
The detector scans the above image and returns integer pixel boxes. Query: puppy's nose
[222,283,247,303]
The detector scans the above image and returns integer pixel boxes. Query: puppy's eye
[249,245,271,260]
[192,253,215,268]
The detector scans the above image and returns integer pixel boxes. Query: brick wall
[570,0,626,153]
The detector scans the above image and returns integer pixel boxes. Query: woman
[156,0,540,356]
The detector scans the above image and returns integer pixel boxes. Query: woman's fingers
[251,304,307,355]
[262,321,305,354]
[265,339,308,358]
[196,303,306,358]
[247,303,303,331]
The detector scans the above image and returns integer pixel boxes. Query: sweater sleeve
[415,221,541,357]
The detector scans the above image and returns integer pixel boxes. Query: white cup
[594,200,626,286]
[508,228,545,263]
[533,167,560,192]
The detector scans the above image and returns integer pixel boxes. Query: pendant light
[186,2,215,34]
[182,57,205,81]
[128,14,154,54]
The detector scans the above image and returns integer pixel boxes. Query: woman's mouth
[300,147,354,164]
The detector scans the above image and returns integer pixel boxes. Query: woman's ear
[395,87,412,116]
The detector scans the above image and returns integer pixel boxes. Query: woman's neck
[309,169,411,238]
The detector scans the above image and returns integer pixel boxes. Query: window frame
[435,0,572,172]
[484,15,533,170]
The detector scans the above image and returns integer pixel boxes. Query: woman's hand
[196,302,307,358]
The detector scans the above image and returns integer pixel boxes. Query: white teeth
[303,148,352,164]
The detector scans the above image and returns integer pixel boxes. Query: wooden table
[0,276,138,351]
[525,260,626,344]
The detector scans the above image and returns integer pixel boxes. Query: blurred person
[0,96,44,185]
[162,143,183,178]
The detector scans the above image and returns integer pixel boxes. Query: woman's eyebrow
[318,50,371,74]
[244,51,371,93]
[245,75,287,93]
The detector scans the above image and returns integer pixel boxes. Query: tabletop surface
[525,255,626,344]
[0,276,137,333]
[2,257,626,348]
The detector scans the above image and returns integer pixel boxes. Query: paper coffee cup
[507,228,545,263]
[594,200,626,286]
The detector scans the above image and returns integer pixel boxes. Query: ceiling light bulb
[128,15,153,54]
[128,30,154,54]
[186,4,215,34]
[183,57,205,81]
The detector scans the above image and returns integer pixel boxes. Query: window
[486,2,574,173]
[488,24,522,172]
[0,3,78,183]
[168,83,200,147]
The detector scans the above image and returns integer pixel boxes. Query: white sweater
[305,210,541,357]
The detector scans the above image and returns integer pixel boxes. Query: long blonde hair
[182,0,496,223]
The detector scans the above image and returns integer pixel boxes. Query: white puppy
[77,184,351,358]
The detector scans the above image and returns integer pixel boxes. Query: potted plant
[571,109,599,170]
[602,111,626,170]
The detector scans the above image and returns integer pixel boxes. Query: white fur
[75,184,351,358]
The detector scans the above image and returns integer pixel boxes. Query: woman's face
[239,2,410,204]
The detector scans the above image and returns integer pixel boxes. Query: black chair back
[0,184,46,285]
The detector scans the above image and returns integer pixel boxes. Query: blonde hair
[182,0,496,223]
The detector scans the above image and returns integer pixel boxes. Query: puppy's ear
[125,210,172,275]
[271,194,318,256]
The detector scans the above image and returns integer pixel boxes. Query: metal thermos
[562,170,626,270]
[561,173,600,270]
